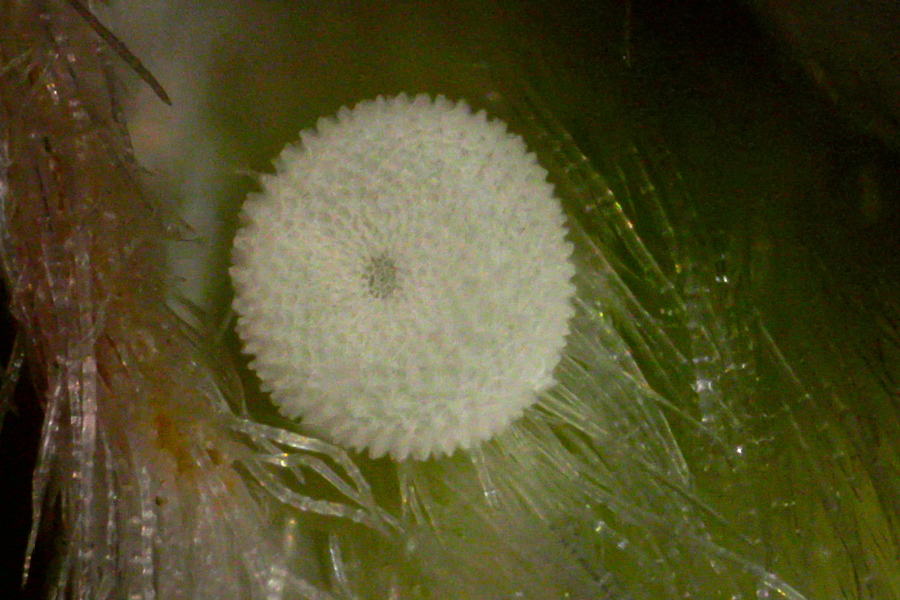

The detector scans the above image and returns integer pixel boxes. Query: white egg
[231,93,576,461]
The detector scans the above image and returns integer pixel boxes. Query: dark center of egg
[362,254,399,299]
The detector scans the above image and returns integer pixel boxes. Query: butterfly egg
[231,93,576,461]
